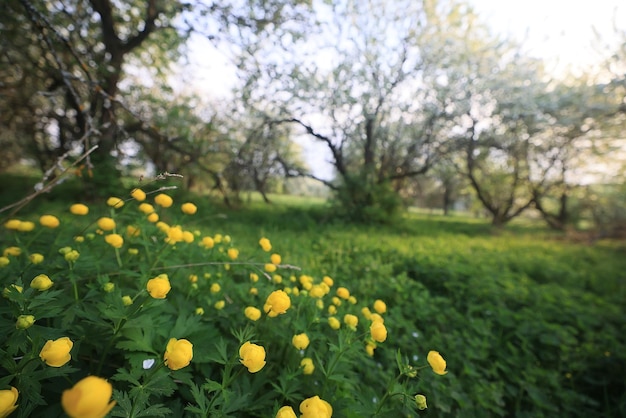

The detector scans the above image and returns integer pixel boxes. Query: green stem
[114,247,122,268]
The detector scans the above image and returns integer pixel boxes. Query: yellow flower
[74,236,84,243]
[103,283,115,293]
[147,212,159,223]
[214,233,223,243]
[39,337,73,367]
[270,253,281,264]
[427,351,448,375]
[156,221,169,233]
[182,231,194,243]
[249,287,258,295]
[309,285,325,299]
[276,405,297,418]
[30,274,53,291]
[17,221,35,231]
[200,236,214,248]
[210,283,221,293]
[130,188,146,201]
[365,342,376,356]
[249,273,259,282]
[154,193,173,208]
[138,202,154,214]
[244,306,261,321]
[40,215,60,228]
[181,202,197,215]
[126,225,140,237]
[64,250,80,262]
[29,253,44,264]
[328,317,340,330]
[264,263,277,273]
[105,234,124,249]
[373,299,387,314]
[107,196,124,208]
[227,248,239,260]
[166,226,184,244]
[0,257,9,267]
[323,275,334,287]
[370,321,387,343]
[300,357,315,375]
[4,219,21,230]
[348,295,357,304]
[328,305,337,315]
[195,307,204,315]
[146,275,171,299]
[164,338,193,370]
[16,314,35,329]
[214,300,225,310]
[336,287,350,300]
[97,217,116,231]
[188,274,198,283]
[263,290,291,317]
[292,333,310,350]
[61,376,116,418]
[259,237,272,251]
[223,235,231,243]
[69,203,89,215]
[239,341,266,373]
[3,247,21,257]
[300,395,332,418]
[122,295,133,306]
[415,394,428,410]
[344,314,358,330]
[0,386,19,418]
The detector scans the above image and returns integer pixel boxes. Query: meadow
[0,176,625,417]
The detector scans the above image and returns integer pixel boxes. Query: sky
[467,0,625,75]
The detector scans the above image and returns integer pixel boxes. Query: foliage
[0,183,441,417]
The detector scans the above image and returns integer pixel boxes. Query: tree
[232,0,491,221]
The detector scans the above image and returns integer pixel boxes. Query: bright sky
[468,0,626,75]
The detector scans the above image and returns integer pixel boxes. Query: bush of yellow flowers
[0,186,446,417]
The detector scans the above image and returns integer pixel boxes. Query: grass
[2,179,626,417]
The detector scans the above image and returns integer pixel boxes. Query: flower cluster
[0,188,447,417]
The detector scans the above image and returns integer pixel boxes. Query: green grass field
[2,178,625,417]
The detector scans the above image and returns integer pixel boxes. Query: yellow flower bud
[228,248,239,260]
[195,307,204,315]
[97,217,116,231]
[3,247,21,257]
[30,274,53,291]
[154,193,173,208]
[0,256,9,267]
[138,202,154,214]
[336,287,350,300]
[264,263,277,273]
[249,273,259,282]
[181,202,197,215]
[29,253,44,264]
[40,214,60,228]
[299,396,333,418]
[244,306,261,321]
[164,338,193,370]
[18,221,35,231]
[64,250,80,262]
[344,314,358,330]
[16,314,35,329]
[62,376,116,418]
[415,394,428,410]
[263,290,291,317]
[0,387,19,418]
[214,300,225,310]
[147,212,159,223]
[201,236,214,248]
[427,350,448,375]
[292,333,310,350]
[107,196,124,208]
[370,321,387,343]
[259,237,272,251]
[104,234,124,249]
[328,317,340,330]
[39,337,73,367]
[146,275,171,299]
[239,341,266,373]
[270,253,281,265]
[122,295,133,306]
[4,219,21,230]
[300,357,315,375]
[69,203,89,215]
[373,299,387,314]
[130,188,146,201]
[276,406,297,418]
[103,282,115,293]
